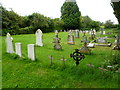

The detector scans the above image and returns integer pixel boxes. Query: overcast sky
[0,0,118,24]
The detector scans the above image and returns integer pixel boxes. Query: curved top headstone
[36,29,42,35]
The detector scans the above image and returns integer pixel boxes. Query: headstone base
[80,46,91,54]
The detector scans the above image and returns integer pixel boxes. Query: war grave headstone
[74,29,79,38]
[35,29,43,46]
[15,43,22,57]
[80,32,91,54]
[113,33,120,50]
[53,30,62,50]
[6,33,14,53]
[67,30,75,45]
[28,44,36,61]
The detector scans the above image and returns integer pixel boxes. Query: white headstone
[35,29,43,46]
[28,44,35,61]
[6,33,14,53]
[87,43,95,48]
[15,43,22,57]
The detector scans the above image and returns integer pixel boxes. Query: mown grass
[2,30,119,88]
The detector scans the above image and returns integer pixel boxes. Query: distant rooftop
[65,0,76,2]
[111,0,120,2]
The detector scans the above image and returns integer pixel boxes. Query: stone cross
[80,35,91,54]
[48,55,53,65]
[67,30,75,45]
[6,33,14,53]
[28,44,35,61]
[15,43,22,57]
[53,34,62,50]
[35,29,43,46]
[60,57,67,66]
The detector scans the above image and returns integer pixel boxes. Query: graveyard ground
[2,29,119,88]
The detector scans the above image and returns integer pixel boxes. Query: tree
[111,0,120,24]
[61,0,81,30]
[53,18,64,30]
[104,20,114,28]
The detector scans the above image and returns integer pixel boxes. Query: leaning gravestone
[35,29,43,46]
[67,30,75,45]
[28,44,36,61]
[74,30,79,38]
[15,43,22,57]
[6,33,14,53]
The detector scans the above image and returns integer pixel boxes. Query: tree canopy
[61,0,81,30]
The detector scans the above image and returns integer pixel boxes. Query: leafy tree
[1,5,24,35]
[53,18,64,30]
[81,16,92,30]
[104,20,114,28]
[61,0,81,30]
[111,1,120,24]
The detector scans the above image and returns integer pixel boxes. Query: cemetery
[1,0,120,89]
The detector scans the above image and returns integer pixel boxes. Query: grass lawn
[1,31,119,88]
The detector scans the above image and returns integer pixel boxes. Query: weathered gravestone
[15,43,22,57]
[89,30,95,40]
[28,44,36,61]
[53,32,62,50]
[80,34,91,54]
[6,33,14,53]
[74,30,79,38]
[97,37,107,43]
[113,33,120,50]
[35,29,43,46]
[67,30,75,45]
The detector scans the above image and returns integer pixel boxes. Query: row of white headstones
[6,29,43,61]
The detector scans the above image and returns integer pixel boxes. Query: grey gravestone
[113,33,120,50]
[53,33,62,50]
[74,30,79,38]
[15,43,22,57]
[35,29,43,46]
[28,44,36,61]
[89,30,95,39]
[6,33,14,53]
[80,34,91,54]
[67,30,75,45]
[97,37,107,43]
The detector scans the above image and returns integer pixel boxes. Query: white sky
[0,0,118,24]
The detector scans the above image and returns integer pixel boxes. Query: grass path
[2,32,119,88]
